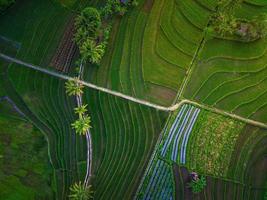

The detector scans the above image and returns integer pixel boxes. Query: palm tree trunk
[76,60,93,187]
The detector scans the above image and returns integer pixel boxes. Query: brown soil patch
[147,83,176,106]
[143,0,154,13]
[50,17,78,73]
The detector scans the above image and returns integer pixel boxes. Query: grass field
[184,1,267,123]
[84,88,168,199]
[0,101,54,199]
[84,0,216,106]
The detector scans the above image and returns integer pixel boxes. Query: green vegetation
[0,106,53,199]
[84,88,167,199]
[65,78,84,96]
[1,0,267,199]
[187,111,244,177]
[69,182,93,200]
[74,104,88,118]
[71,115,92,135]
[184,0,267,123]
[188,176,207,193]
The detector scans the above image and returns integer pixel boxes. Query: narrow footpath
[1,53,267,129]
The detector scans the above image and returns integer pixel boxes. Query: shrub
[74,7,101,44]
[188,176,206,193]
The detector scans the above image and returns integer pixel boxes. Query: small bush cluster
[100,0,138,17]
[74,7,108,65]
[74,0,138,65]
[188,175,206,193]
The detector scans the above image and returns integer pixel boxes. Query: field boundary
[1,53,267,129]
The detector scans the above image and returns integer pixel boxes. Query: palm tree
[69,182,93,200]
[74,104,88,118]
[65,78,84,96]
[71,115,91,135]
[80,39,105,64]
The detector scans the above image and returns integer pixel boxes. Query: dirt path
[1,53,267,129]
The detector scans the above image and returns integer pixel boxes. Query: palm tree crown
[65,78,84,96]
[74,104,88,118]
[71,115,91,135]
[80,39,105,64]
[69,182,93,200]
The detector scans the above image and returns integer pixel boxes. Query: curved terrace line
[1,53,267,129]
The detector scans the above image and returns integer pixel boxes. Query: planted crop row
[173,164,262,200]
[137,159,174,200]
[83,88,168,199]
[6,62,84,199]
[85,0,216,106]
[159,104,200,164]
[228,125,267,195]
[187,110,244,177]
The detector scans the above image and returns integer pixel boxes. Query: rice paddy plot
[173,164,261,200]
[84,0,216,106]
[83,87,168,199]
[184,1,267,123]
[186,110,244,177]
[136,157,174,199]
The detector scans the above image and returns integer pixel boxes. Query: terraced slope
[85,0,216,106]
[184,1,267,123]
[84,88,168,199]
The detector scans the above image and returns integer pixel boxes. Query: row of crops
[2,56,168,199]
[138,102,267,199]
[184,0,267,123]
[160,104,200,164]
[137,104,200,199]
[85,0,217,106]
[83,88,167,199]
[137,159,174,199]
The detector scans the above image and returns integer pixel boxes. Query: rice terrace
[0,0,267,199]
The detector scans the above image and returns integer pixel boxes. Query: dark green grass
[0,107,54,199]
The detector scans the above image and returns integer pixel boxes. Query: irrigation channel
[76,60,92,187]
